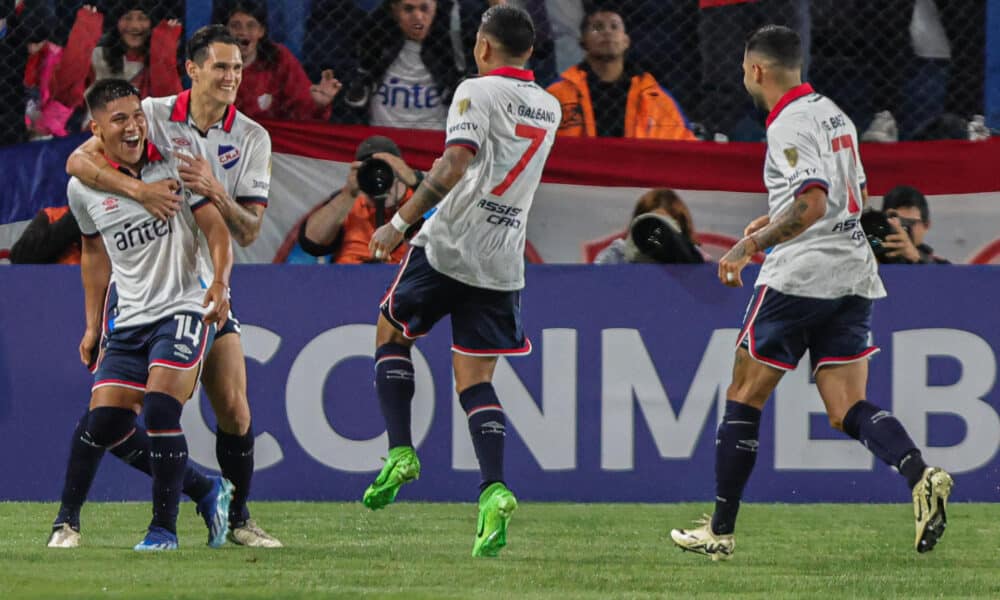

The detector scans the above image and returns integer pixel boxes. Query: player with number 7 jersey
[408,60,560,290]
[756,82,885,300]
[363,6,559,558]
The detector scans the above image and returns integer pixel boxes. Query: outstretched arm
[66,137,182,220]
[368,145,474,260]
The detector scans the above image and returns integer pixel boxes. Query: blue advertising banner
[1,265,997,503]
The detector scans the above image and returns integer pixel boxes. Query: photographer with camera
[861,185,949,264]
[299,135,422,263]
[595,189,705,264]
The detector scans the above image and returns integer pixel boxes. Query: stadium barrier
[1,264,998,502]
[2,128,999,265]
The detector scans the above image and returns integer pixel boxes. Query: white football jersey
[142,92,271,282]
[756,84,886,299]
[68,144,209,329]
[411,67,561,290]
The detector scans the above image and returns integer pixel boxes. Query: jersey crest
[218,145,241,170]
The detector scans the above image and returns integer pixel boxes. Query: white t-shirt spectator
[369,40,448,130]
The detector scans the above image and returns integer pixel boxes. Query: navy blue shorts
[380,246,531,356]
[93,311,214,392]
[103,282,240,342]
[736,285,879,373]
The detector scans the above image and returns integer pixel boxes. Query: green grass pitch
[1,502,997,599]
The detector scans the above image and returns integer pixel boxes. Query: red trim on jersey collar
[486,66,535,81]
[766,83,815,128]
[101,142,164,176]
[169,89,238,133]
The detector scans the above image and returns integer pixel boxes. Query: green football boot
[362,446,420,510]
[472,482,518,557]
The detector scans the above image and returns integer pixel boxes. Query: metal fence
[0,0,993,146]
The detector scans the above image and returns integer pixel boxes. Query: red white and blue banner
[2,127,1000,264]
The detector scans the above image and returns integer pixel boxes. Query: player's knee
[212,391,251,434]
[86,406,137,448]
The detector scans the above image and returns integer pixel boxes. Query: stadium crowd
[0,0,992,145]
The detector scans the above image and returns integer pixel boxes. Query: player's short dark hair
[187,24,240,64]
[84,79,141,114]
[882,185,930,223]
[745,25,802,70]
[580,4,627,36]
[480,5,534,57]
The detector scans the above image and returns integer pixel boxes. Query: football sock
[110,422,213,502]
[459,382,506,493]
[842,400,927,489]
[54,408,132,529]
[712,400,762,536]
[375,343,415,448]
[217,424,254,525]
[145,392,187,534]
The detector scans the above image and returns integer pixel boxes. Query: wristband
[390,212,411,234]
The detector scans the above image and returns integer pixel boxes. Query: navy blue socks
[712,400,762,536]
[144,392,187,534]
[459,382,506,493]
[375,343,415,449]
[842,400,927,489]
[217,425,254,525]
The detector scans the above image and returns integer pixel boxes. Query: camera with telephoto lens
[356,157,395,198]
[628,213,704,264]
[859,209,914,264]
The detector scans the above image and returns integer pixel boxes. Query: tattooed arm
[718,187,828,287]
[368,145,474,261]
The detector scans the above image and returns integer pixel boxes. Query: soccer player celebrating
[669,25,952,561]
[61,26,281,547]
[364,5,560,558]
[50,79,233,551]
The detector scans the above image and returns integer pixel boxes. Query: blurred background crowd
[0,0,994,147]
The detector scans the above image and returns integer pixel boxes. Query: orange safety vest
[43,206,82,265]
[334,190,414,265]
[546,64,696,141]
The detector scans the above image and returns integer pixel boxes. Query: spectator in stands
[853,0,987,143]
[9,205,81,264]
[49,2,182,118]
[302,0,366,83]
[880,185,950,264]
[218,1,342,121]
[342,0,462,130]
[546,6,695,140]
[24,31,73,139]
[695,0,800,141]
[595,188,704,264]
[457,0,557,84]
[299,135,422,264]
[0,0,45,145]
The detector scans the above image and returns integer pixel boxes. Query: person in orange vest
[546,6,695,140]
[298,135,421,264]
[10,205,82,264]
